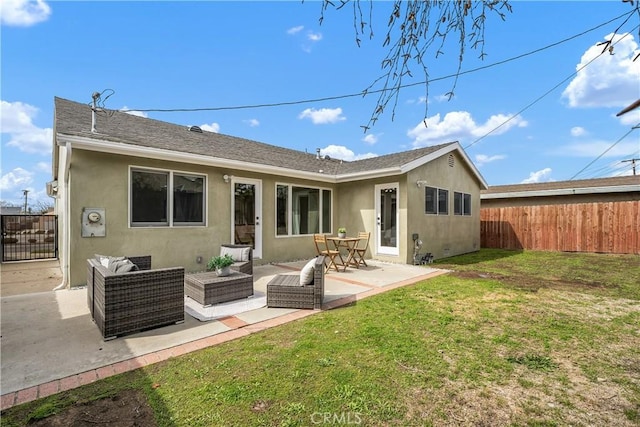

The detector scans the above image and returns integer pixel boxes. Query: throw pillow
[220,246,251,262]
[108,259,139,273]
[95,254,126,268]
[299,257,316,286]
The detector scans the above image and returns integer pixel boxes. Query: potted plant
[337,227,347,238]
[207,254,235,276]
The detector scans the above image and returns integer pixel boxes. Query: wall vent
[448,154,455,167]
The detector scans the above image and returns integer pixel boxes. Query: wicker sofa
[87,255,185,340]
[266,256,325,309]
[220,244,253,275]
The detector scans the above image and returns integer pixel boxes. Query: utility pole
[22,189,29,213]
[621,158,639,176]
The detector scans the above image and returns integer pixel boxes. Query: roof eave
[335,167,404,182]
[401,142,489,190]
[57,133,338,183]
[481,185,640,199]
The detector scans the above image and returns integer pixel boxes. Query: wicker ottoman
[185,271,253,306]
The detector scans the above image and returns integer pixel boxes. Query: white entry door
[231,177,262,259]
[375,183,399,256]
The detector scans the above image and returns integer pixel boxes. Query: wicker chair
[87,255,185,340]
[220,244,253,275]
[266,256,325,309]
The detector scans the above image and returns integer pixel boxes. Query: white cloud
[0,167,33,192]
[616,108,640,126]
[0,0,51,26]
[1,100,52,155]
[362,133,379,145]
[200,123,220,133]
[475,154,506,167]
[435,93,454,102]
[35,162,50,172]
[320,145,377,162]
[298,107,346,124]
[120,106,148,118]
[521,168,552,184]
[287,25,304,35]
[562,33,640,109]
[408,111,528,148]
[307,31,322,42]
[244,119,260,127]
[570,126,587,137]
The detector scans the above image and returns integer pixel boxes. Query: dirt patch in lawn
[28,389,157,427]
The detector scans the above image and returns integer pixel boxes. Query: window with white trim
[276,184,332,236]
[454,191,472,216]
[425,186,449,215]
[130,168,205,227]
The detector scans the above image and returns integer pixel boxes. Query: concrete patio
[0,259,447,410]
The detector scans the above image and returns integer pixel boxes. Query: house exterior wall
[66,149,332,286]
[64,147,483,286]
[406,151,481,261]
[335,175,406,263]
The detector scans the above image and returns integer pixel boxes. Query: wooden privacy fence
[481,201,639,254]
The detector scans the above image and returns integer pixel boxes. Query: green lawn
[3,249,639,426]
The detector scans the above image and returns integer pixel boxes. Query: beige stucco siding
[406,152,481,261]
[65,146,482,286]
[335,176,406,263]
[67,150,334,286]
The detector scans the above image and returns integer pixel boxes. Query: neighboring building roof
[53,97,488,187]
[482,176,640,199]
[0,206,23,215]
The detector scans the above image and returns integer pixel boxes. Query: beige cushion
[95,254,125,268]
[220,246,251,262]
[108,259,139,273]
[299,258,316,286]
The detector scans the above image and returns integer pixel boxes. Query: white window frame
[129,166,207,228]
[454,191,472,216]
[425,186,449,216]
[275,183,332,237]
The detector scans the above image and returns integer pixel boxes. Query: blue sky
[1,0,639,208]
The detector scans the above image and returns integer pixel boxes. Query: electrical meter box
[81,207,106,237]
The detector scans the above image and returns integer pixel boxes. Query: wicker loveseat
[87,255,185,340]
[220,244,253,275]
[266,256,325,309]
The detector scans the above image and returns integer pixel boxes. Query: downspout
[53,142,71,291]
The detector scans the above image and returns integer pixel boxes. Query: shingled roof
[54,97,480,184]
[482,176,640,198]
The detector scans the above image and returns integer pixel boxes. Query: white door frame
[231,177,262,259]
[375,182,399,256]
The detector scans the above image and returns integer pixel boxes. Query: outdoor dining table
[326,236,361,271]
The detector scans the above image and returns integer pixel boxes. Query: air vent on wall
[187,125,203,133]
[448,154,455,167]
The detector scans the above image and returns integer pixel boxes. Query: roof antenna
[91,91,100,133]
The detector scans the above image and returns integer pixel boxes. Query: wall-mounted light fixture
[223,174,233,183]
[416,180,428,187]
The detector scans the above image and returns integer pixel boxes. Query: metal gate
[1,215,58,262]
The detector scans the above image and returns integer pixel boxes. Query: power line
[463,27,639,150]
[569,123,640,180]
[117,9,635,115]
[621,158,640,175]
